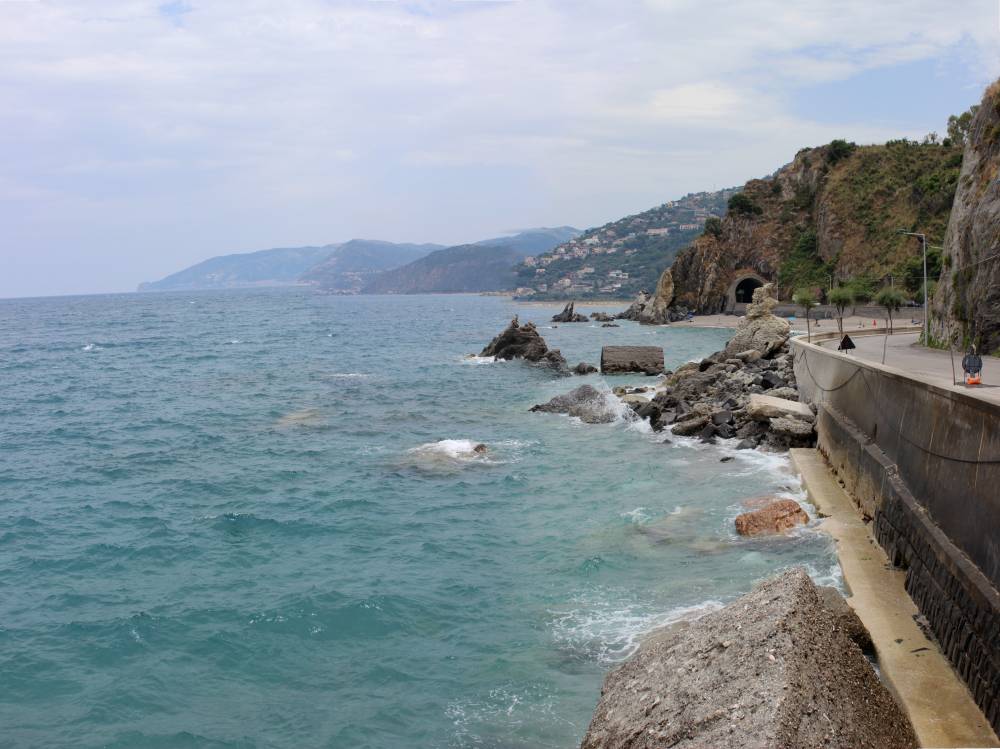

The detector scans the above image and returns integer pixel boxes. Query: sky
[2,1,999,298]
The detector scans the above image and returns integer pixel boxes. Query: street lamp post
[900,231,928,346]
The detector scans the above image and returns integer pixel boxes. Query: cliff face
[671,140,963,312]
[931,81,1000,353]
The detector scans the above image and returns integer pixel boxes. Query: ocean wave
[550,593,723,664]
[460,354,499,365]
[401,439,498,472]
[81,343,103,352]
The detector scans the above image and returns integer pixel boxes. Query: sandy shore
[509,297,913,335]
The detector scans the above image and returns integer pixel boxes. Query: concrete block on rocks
[748,393,814,422]
[600,345,665,374]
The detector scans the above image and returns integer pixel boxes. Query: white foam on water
[550,593,723,664]
[621,507,651,525]
[81,343,102,352]
[459,354,498,365]
[327,372,371,378]
[228,339,242,345]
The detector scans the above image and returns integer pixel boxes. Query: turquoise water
[0,290,837,748]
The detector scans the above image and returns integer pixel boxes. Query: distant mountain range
[139,227,580,294]
[299,240,444,292]
[365,227,581,294]
[138,245,336,291]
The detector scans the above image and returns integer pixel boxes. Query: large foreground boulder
[724,284,791,358]
[601,346,665,375]
[552,302,588,322]
[581,568,917,749]
[529,385,618,423]
[480,317,568,372]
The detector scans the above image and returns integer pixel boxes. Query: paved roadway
[816,331,1000,405]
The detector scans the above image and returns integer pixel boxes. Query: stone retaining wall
[792,332,1000,732]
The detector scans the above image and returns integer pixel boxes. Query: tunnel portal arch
[726,271,768,311]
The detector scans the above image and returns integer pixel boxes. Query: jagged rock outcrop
[552,302,588,323]
[616,270,687,324]
[480,317,568,372]
[581,568,917,749]
[590,311,614,322]
[723,284,791,357]
[931,79,1000,353]
[669,139,963,312]
[529,385,618,423]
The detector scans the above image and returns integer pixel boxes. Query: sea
[0,289,838,748]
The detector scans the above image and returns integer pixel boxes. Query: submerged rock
[480,317,568,372]
[734,498,809,536]
[552,302,588,323]
[529,384,618,424]
[581,568,917,749]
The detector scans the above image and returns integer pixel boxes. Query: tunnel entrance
[734,276,764,303]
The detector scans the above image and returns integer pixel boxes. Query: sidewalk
[815,331,1000,406]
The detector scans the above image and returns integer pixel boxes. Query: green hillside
[513,189,736,299]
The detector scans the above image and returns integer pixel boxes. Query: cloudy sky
[2,0,999,298]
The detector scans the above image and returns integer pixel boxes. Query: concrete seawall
[791,330,1000,733]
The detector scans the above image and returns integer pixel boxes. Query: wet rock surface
[480,317,569,373]
[552,302,588,323]
[734,498,809,536]
[529,385,618,424]
[580,568,918,749]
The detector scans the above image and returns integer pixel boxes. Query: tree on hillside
[875,287,905,335]
[793,288,818,342]
[947,105,980,147]
[828,286,853,336]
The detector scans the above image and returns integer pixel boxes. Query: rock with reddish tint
[734,498,809,536]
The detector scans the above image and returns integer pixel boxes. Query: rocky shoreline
[617,285,816,452]
[477,285,922,747]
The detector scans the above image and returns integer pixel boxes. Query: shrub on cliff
[727,192,763,216]
[703,216,723,238]
[827,139,857,164]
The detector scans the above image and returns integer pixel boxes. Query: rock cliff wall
[930,80,1000,353]
[670,140,963,313]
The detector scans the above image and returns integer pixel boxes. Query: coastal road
[817,331,1000,405]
